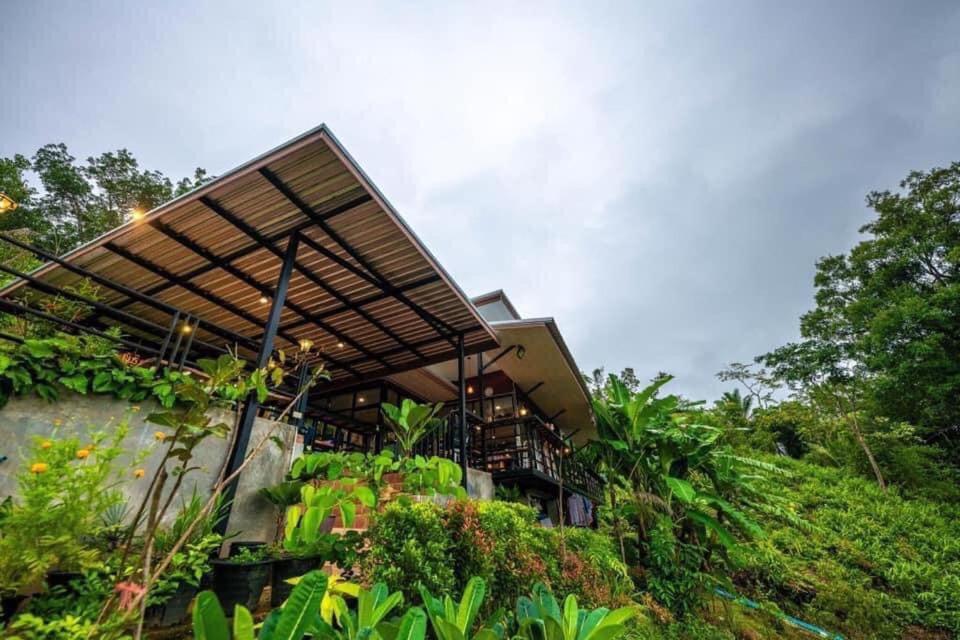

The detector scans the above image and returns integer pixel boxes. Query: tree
[760,162,960,468]
[0,143,209,255]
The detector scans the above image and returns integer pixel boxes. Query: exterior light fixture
[519,406,528,416]
[298,338,314,352]
[467,385,474,394]
[516,345,526,360]
[181,324,192,334]
[357,396,365,404]
[130,207,145,221]
[336,341,345,349]
[484,386,494,397]
[0,193,18,212]
[563,446,571,455]
[258,295,269,305]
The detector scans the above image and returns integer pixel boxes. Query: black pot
[1,594,26,623]
[270,556,322,607]
[211,559,273,612]
[228,541,267,558]
[46,570,83,593]
[144,582,198,628]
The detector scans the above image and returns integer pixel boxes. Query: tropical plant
[420,577,501,640]
[381,399,444,457]
[514,583,634,640]
[260,480,306,543]
[283,478,377,556]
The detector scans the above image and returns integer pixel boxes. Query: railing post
[216,233,301,535]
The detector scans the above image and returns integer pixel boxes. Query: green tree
[0,143,209,255]
[760,162,960,473]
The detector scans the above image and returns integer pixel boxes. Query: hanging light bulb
[336,341,345,349]
[181,324,192,334]
[258,295,269,305]
[519,406,528,416]
[467,385,474,394]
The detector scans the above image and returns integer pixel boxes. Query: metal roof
[1,125,499,384]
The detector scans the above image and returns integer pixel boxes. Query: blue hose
[714,588,844,639]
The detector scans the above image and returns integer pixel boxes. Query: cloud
[2,0,959,401]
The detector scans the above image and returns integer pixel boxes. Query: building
[0,125,600,527]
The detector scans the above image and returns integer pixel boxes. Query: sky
[2,1,959,401]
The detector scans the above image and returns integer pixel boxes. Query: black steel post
[458,333,468,488]
[217,233,301,534]
[477,351,485,470]
[293,362,312,448]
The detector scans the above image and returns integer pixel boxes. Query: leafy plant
[381,399,444,458]
[420,577,500,640]
[0,424,140,591]
[514,583,633,640]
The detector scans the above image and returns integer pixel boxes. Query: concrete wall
[467,468,494,500]
[0,394,295,543]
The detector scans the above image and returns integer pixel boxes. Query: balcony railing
[469,415,603,502]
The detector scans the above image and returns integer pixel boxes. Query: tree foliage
[0,143,209,256]
[760,162,960,451]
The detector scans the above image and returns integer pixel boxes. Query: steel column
[218,233,301,532]
[457,333,468,488]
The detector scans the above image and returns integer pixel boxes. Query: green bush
[364,501,456,601]
[364,499,632,614]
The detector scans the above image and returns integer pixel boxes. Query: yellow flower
[40,441,53,450]
[76,449,90,459]
[30,462,48,474]
[154,431,167,442]
[134,469,145,479]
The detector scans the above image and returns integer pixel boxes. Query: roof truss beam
[197,197,406,369]
[258,168,459,346]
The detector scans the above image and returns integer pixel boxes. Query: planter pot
[144,582,198,628]
[270,556,322,607]
[46,570,83,593]
[1,594,26,623]
[228,541,267,558]
[210,559,273,612]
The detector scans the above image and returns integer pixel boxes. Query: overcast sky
[2,1,959,401]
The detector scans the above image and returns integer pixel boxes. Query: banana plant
[192,570,328,640]
[515,583,633,640]
[419,577,502,640]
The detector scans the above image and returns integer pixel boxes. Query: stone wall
[0,393,295,543]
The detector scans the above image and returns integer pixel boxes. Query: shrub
[364,498,631,613]
[364,501,455,600]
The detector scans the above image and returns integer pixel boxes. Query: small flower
[30,462,48,474]
[52,418,63,427]
[134,469,145,479]
[154,431,167,442]
[76,449,90,459]
[40,440,53,450]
